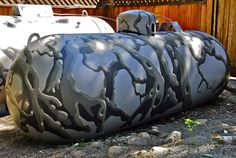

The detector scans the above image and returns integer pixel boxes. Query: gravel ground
[0,90,235,158]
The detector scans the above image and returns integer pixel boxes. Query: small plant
[184,118,201,133]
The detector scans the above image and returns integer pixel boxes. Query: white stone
[150,146,169,155]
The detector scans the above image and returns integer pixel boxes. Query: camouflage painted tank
[5,10,230,142]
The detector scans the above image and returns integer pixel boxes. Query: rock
[119,136,127,142]
[86,141,106,158]
[226,78,236,93]
[126,132,151,146]
[108,146,125,158]
[221,123,230,128]
[212,134,236,144]
[149,146,169,156]
[147,126,160,136]
[221,123,236,134]
[128,147,169,158]
[223,130,228,134]
[164,131,182,147]
[72,143,80,147]
[138,132,151,139]
[127,136,148,146]
[88,141,104,149]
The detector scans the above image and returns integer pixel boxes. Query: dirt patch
[0,90,235,158]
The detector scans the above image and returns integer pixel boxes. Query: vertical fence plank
[0,7,4,15]
[222,0,231,57]
[227,0,236,68]
[217,0,229,49]
[200,1,207,32]
[206,0,213,34]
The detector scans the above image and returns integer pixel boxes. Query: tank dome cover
[117,10,156,35]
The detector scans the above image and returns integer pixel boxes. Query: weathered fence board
[216,0,236,69]
[109,2,212,33]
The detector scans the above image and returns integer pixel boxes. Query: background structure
[0,0,235,73]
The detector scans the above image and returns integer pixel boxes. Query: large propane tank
[5,10,230,142]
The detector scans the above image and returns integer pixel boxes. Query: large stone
[127,136,149,146]
[108,146,125,158]
[138,132,151,139]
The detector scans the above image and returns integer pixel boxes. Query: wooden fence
[214,0,236,70]
[0,0,236,72]
[0,6,11,15]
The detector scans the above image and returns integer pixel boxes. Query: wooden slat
[222,0,231,56]
[200,1,206,32]
[226,0,234,67]
[0,7,3,15]
[205,0,213,34]
[216,0,223,41]
[227,0,236,68]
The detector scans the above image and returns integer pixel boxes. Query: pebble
[108,146,124,158]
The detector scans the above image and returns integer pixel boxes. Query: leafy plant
[184,118,201,133]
